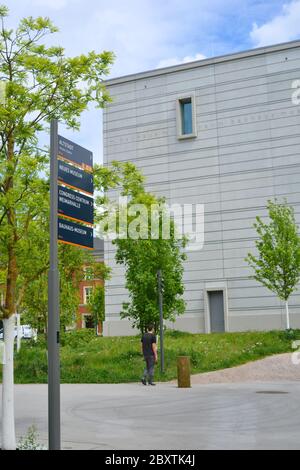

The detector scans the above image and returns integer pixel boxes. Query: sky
[4,0,300,163]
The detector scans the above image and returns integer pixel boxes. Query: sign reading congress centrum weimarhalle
[58,185,94,225]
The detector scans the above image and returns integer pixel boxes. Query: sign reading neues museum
[58,134,93,171]
[58,160,93,195]
[57,135,94,250]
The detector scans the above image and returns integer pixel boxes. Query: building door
[208,291,225,332]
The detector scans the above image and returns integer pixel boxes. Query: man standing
[141,324,158,386]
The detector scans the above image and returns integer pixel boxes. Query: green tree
[0,4,113,449]
[96,166,187,333]
[246,200,300,330]
[21,245,90,335]
[0,192,89,335]
[93,160,145,207]
[88,286,105,335]
[116,203,186,333]
[86,262,111,335]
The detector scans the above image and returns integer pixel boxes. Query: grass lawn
[1,328,299,384]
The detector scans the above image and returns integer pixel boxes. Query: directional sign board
[58,160,93,195]
[58,218,93,249]
[58,135,93,171]
[58,185,93,225]
[57,135,94,250]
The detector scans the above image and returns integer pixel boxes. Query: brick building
[77,238,104,333]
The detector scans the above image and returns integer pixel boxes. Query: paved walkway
[1,382,300,449]
[189,353,300,384]
[1,354,300,450]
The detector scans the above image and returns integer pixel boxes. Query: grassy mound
[2,328,299,384]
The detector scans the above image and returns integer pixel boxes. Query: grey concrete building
[102,40,300,336]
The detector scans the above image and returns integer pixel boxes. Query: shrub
[60,329,95,348]
[18,425,47,450]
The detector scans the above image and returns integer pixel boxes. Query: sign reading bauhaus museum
[58,218,93,249]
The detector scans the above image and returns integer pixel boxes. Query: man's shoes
[148,382,156,386]
[141,378,147,385]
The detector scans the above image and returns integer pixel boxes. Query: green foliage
[13,345,48,382]
[82,263,110,330]
[60,328,95,348]
[246,200,300,301]
[6,329,300,384]
[95,162,187,333]
[0,5,9,17]
[20,247,109,332]
[117,236,186,333]
[21,245,88,332]
[88,285,105,326]
[279,328,298,341]
[93,161,145,200]
[117,196,187,332]
[0,5,114,319]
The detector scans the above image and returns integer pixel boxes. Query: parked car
[0,325,37,341]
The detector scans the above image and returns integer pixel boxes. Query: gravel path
[186,353,300,384]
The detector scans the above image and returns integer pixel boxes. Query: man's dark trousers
[143,355,155,383]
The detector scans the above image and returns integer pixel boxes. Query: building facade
[103,41,300,336]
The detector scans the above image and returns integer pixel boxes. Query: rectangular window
[84,286,93,305]
[176,94,197,139]
[83,315,94,329]
[180,98,193,135]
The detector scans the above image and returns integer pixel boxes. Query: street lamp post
[157,269,164,374]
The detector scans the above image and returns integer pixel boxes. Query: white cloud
[250,1,300,47]
[4,0,244,163]
[156,53,207,69]
[30,0,67,9]
[89,2,178,77]
[6,0,78,13]
[30,0,81,10]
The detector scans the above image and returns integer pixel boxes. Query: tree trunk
[2,314,16,450]
[2,108,17,450]
[285,300,290,330]
[2,190,18,449]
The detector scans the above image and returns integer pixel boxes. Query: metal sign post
[48,119,61,450]
[48,123,94,450]
[157,269,164,374]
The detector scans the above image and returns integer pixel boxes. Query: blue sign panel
[58,160,93,195]
[58,218,93,249]
[58,135,93,170]
[58,185,93,225]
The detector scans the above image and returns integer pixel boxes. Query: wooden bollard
[177,356,191,388]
